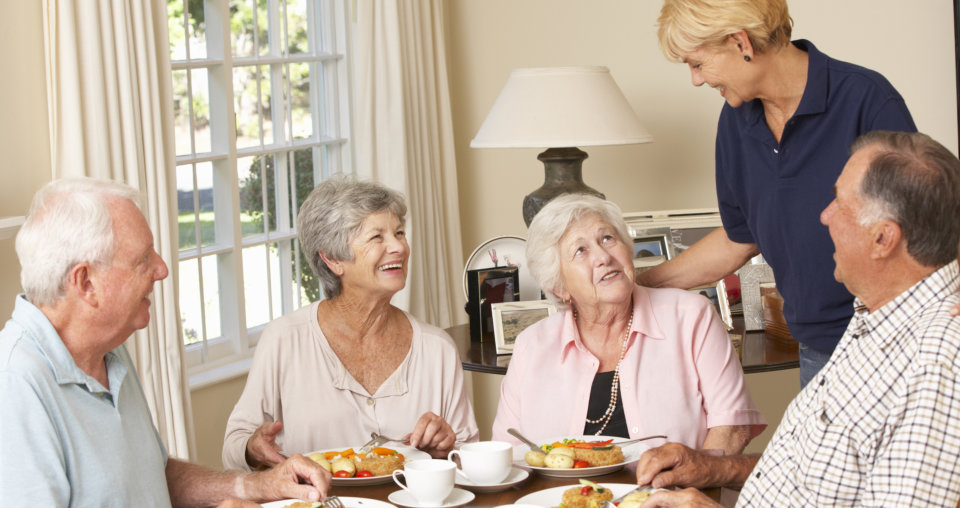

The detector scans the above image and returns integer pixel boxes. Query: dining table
[327,462,722,507]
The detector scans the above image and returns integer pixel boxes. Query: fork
[357,432,405,454]
[603,487,653,508]
[322,495,344,508]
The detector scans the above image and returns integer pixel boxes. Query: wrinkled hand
[246,420,286,469]
[639,488,722,508]
[405,412,456,458]
[216,500,260,508]
[246,453,331,503]
[635,443,720,489]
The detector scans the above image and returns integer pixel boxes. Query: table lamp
[470,66,652,226]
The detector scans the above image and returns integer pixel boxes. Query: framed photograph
[632,227,672,275]
[491,300,557,354]
[466,266,520,342]
[624,209,721,259]
[689,279,733,331]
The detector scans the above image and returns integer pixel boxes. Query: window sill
[188,355,252,390]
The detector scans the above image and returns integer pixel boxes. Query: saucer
[455,466,530,493]
[387,487,474,508]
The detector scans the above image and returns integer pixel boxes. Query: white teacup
[392,459,456,507]
[447,440,513,485]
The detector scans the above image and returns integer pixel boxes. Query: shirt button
[773,148,779,154]
[632,426,639,433]
[367,398,375,406]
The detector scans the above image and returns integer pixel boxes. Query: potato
[548,446,576,459]
[618,491,651,508]
[524,450,546,467]
[331,457,356,476]
[308,452,332,473]
[544,452,574,468]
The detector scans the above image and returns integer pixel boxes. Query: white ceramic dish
[260,496,397,508]
[454,465,529,493]
[514,483,664,507]
[309,445,430,486]
[387,487,475,508]
[463,235,541,301]
[511,435,646,478]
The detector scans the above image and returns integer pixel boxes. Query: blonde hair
[657,0,793,62]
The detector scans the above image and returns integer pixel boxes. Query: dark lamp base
[522,147,605,227]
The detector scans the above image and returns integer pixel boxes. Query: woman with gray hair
[223,177,478,471]
[491,195,764,454]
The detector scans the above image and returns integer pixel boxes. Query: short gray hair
[525,194,632,307]
[851,131,960,267]
[16,177,142,307]
[297,176,407,299]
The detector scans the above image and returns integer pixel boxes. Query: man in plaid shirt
[635,130,960,507]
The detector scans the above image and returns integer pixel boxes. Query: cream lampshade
[471,66,652,226]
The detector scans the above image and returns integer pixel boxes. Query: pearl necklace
[576,307,634,435]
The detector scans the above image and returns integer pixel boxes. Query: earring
[744,55,752,62]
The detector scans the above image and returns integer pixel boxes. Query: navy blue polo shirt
[716,40,916,352]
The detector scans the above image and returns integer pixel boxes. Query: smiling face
[682,36,756,108]
[556,214,635,311]
[820,146,878,290]
[338,210,409,298]
[92,198,169,342]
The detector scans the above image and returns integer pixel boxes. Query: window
[167,0,353,371]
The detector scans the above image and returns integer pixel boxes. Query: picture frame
[624,209,722,258]
[466,266,520,342]
[632,229,672,273]
[491,300,557,354]
[689,279,733,331]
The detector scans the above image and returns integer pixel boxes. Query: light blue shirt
[0,295,171,506]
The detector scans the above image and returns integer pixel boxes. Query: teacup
[447,440,513,485]
[392,459,456,506]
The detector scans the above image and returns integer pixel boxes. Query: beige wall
[192,374,248,469]
[446,0,959,256]
[0,0,51,319]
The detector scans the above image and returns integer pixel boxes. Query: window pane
[230,0,256,57]
[285,0,308,54]
[261,64,274,146]
[187,0,208,59]
[296,239,320,304]
[176,165,197,251]
[238,155,265,238]
[196,162,216,247]
[266,152,278,234]
[268,241,283,319]
[243,244,271,328]
[191,68,212,153]
[167,0,188,60]
[201,255,222,339]
[234,65,261,149]
[257,0,270,56]
[172,69,192,156]
[290,62,312,140]
[179,259,202,345]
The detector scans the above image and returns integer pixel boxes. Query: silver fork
[357,432,404,454]
[323,495,344,508]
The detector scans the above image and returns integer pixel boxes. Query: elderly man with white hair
[0,177,330,506]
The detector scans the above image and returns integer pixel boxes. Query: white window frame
[167,0,355,385]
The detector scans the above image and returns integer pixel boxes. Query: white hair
[15,177,142,307]
[525,194,632,307]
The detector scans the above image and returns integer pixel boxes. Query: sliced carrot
[372,447,397,456]
[323,451,339,460]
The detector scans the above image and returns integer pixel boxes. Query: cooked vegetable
[308,452,332,473]
[333,470,351,478]
[544,452,575,468]
[548,446,576,458]
[525,450,547,467]
[573,460,590,468]
[355,470,373,478]
[331,457,356,476]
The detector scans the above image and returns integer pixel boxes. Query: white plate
[515,483,664,507]
[512,435,646,478]
[455,465,529,493]
[310,445,430,486]
[387,487,475,508]
[261,496,397,508]
[463,235,541,301]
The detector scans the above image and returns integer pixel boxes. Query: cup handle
[392,469,409,491]
[448,450,471,482]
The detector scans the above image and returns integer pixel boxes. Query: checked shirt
[739,261,960,507]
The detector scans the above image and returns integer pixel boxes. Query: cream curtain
[355,0,464,327]
[41,0,194,459]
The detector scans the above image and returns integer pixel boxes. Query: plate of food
[514,481,663,508]
[462,235,541,301]
[306,445,430,486]
[512,436,645,478]
[260,497,397,508]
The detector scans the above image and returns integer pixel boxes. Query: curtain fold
[41,0,194,460]
[355,0,464,327]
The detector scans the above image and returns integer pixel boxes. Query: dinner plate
[387,487,475,508]
[309,444,430,486]
[511,435,646,478]
[462,235,541,301]
[514,483,665,507]
[260,496,397,508]
[454,465,529,493]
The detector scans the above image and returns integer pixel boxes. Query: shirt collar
[559,286,666,361]
[739,39,826,124]
[852,261,960,349]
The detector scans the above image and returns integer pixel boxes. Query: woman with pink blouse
[491,195,764,454]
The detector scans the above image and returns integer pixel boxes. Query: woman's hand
[245,420,287,469]
[639,488,722,508]
[406,412,457,458]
